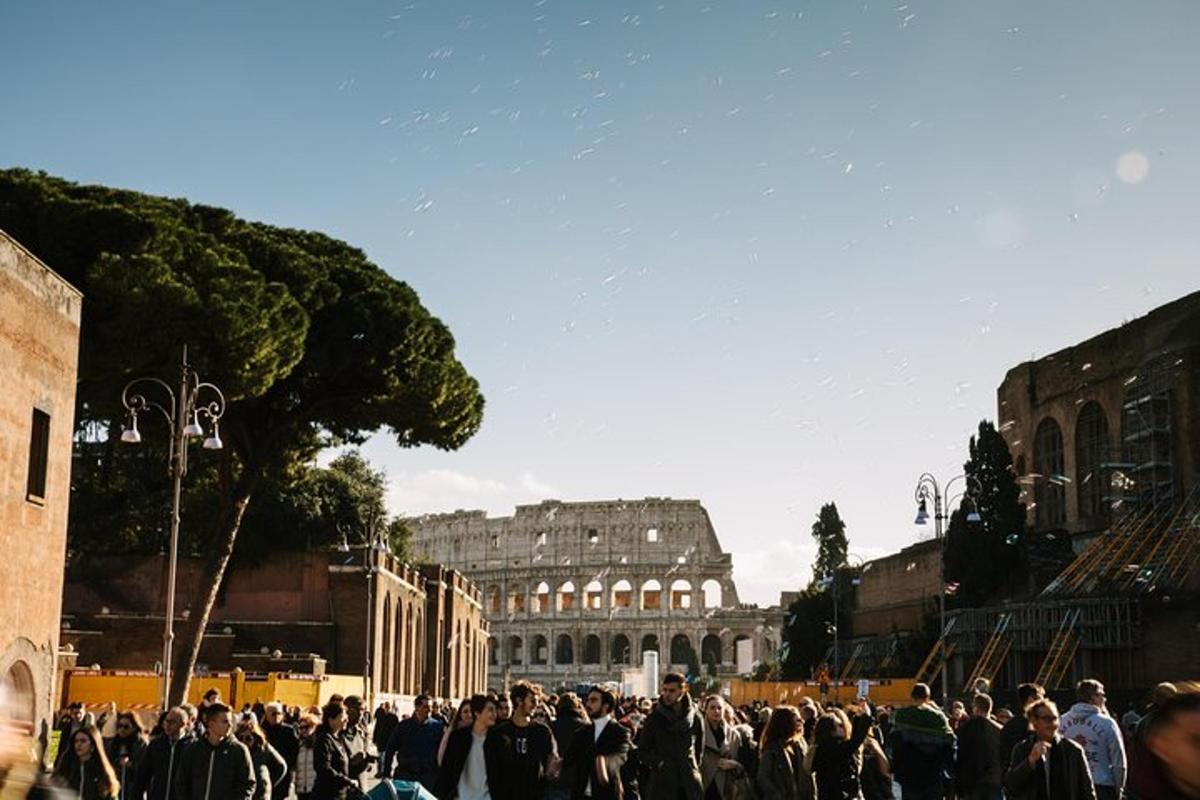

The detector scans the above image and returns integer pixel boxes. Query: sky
[4,1,1198,606]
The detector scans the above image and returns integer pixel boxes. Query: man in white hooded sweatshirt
[1060,679,1126,800]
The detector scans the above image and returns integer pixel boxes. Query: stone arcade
[408,498,780,689]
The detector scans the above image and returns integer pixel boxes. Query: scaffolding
[1034,608,1082,689]
[915,617,957,686]
[964,613,1012,692]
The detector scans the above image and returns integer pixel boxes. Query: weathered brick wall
[853,539,941,637]
[0,230,81,731]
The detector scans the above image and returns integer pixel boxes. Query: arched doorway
[611,634,631,664]
[1,660,35,728]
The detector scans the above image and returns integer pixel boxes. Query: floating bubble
[1117,151,1149,184]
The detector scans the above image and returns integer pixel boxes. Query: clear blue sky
[4,1,1197,605]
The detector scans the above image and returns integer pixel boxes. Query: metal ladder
[1035,608,1081,689]
[965,612,1012,691]
[915,617,957,686]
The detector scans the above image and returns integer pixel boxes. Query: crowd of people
[2,675,1197,799]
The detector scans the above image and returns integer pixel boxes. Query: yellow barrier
[728,678,918,707]
[60,669,364,714]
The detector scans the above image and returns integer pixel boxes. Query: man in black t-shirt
[488,680,559,800]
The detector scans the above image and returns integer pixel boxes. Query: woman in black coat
[311,703,360,800]
[806,707,871,800]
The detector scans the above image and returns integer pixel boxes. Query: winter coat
[433,726,504,800]
[105,736,147,800]
[312,726,357,800]
[1059,702,1126,789]
[564,718,633,800]
[549,709,590,794]
[262,722,299,799]
[61,758,118,800]
[174,734,256,800]
[699,720,745,800]
[1003,736,1096,800]
[888,703,956,790]
[807,713,871,800]
[134,732,194,800]
[955,715,1003,794]
[756,740,814,800]
[294,738,317,796]
[248,744,287,800]
[637,695,704,800]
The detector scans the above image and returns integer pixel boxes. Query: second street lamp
[912,471,982,708]
[121,345,225,710]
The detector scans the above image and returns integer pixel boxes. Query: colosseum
[407,498,781,689]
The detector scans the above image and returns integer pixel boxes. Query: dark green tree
[943,420,1027,606]
[811,502,849,586]
[0,169,484,704]
[779,588,832,679]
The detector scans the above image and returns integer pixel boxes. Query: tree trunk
[167,467,258,706]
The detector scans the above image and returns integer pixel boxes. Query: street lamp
[121,345,225,711]
[912,472,982,707]
[821,553,864,699]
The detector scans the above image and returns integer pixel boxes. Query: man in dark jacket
[889,682,957,800]
[380,694,444,790]
[174,703,256,800]
[637,672,704,800]
[564,686,632,800]
[1000,683,1044,768]
[136,707,194,800]
[548,694,591,800]
[1003,699,1096,800]
[433,695,501,800]
[262,702,299,800]
[956,693,1003,800]
[487,681,558,800]
[371,703,399,758]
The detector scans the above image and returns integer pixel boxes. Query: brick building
[61,548,489,702]
[852,539,941,638]
[0,230,82,733]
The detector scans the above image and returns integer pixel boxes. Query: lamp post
[822,553,863,701]
[121,345,225,710]
[339,515,389,704]
[912,472,981,707]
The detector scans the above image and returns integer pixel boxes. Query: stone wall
[0,230,81,733]
[852,538,941,637]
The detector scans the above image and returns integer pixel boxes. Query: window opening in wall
[557,581,576,612]
[585,580,603,609]
[587,528,599,544]
[26,409,50,503]
[536,532,547,546]
[641,579,662,610]
[491,534,500,549]
[646,527,659,543]
[611,579,633,609]
[535,582,551,613]
[671,579,692,610]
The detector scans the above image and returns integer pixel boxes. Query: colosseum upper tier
[407,498,779,688]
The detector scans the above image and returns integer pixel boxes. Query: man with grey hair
[261,701,298,800]
[1060,679,1125,800]
[135,706,194,800]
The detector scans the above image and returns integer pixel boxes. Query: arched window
[611,633,631,664]
[534,582,551,614]
[1076,402,1110,520]
[395,600,406,692]
[555,634,574,664]
[508,635,524,666]
[670,579,692,610]
[611,580,633,609]
[641,579,662,611]
[670,633,693,665]
[701,580,723,609]
[641,633,660,657]
[380,593,392,692]
[532,635,549,665]
[488,636,499,666]
[508,587,526,614]
[582,634,602,664]
[1034,417,1066,527]
[701,634,722,667]
[584,581,604,610]
[2,660,35,727]
[557,581,576,612]
[486,585,502,615]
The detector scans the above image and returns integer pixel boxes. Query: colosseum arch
[670,579,692,610]
[486,585,502,615]
[611,580,633,609]
[1075,401,1110,520]
[701,633,722,667]
[582,634,602,664]
[508,585,526,614]
[555,634,574,664]
[534,582,551,614]
[641,579,662,611]
[488,636,499,666]
[642,633,660,656]
[670,633,693,665]
[532,635,549,665]
[507,635,524,666]
[557,581,577,612]
[612,633,632,664]
[584,581,604,610]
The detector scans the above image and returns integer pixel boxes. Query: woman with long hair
[700,695,748,800]
[806,706,871,800]
[437,699,474,766]
[105,712,147,800]
[235,717,288,800]
[55,724,119,799]
[757,705,815,800]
